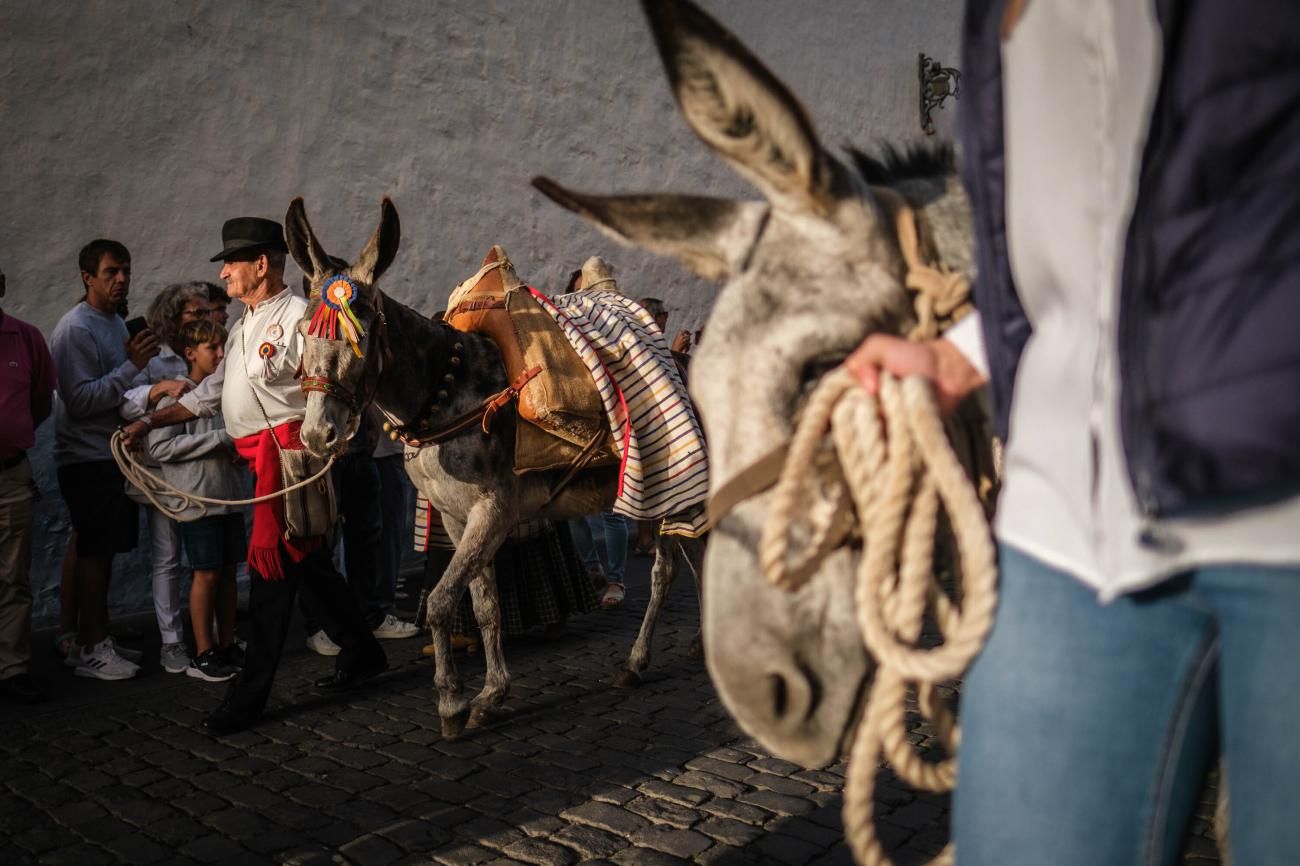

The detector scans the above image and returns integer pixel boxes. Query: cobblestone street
[1,558,1222,866]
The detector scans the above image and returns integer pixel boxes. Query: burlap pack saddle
[445,248,619,475]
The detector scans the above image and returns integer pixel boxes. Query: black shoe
[201,700,259,736]
[0,673,50,704]
[314,658,387,691]
[187,649,238,683]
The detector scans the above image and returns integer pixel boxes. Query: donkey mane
[848,142,956,187]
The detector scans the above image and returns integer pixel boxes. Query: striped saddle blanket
[532,288,709,538]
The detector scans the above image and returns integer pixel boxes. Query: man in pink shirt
[0,266,57,703]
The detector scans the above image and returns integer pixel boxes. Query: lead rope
[757,188,995,866]
[760,368,996,866]
[111,430,334,521]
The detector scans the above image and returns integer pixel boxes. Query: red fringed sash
[232,420,319,580]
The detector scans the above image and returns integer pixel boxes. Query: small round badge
[266,323,284,341]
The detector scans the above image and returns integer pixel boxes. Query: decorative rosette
[258,341,277,380]
[307,274,366,357]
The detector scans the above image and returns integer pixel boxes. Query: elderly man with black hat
[123,216,387,735]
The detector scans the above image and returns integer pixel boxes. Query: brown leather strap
[542,426,611,508]
[401,365,543,448]
[300,375,359,412]
[447,297,506,319]
[481,365,542,433]
[707,442,791,526]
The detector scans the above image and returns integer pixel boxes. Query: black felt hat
[209,217,289,262]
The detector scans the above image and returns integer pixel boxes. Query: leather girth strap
[396,365,542,448]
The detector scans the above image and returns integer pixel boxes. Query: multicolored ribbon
[308,274,366,357]
[258,341,277,380]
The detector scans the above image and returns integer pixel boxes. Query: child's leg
[190,568,218,655]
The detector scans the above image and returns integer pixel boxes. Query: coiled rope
[110,429,335,522]
[759,367,997,866]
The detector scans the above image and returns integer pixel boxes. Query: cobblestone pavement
[2,557,1222,866]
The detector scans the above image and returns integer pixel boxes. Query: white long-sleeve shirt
[179,288,308,439]
[947,0,1300,600]
[119,347,188,421]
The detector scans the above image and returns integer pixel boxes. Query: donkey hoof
[686,636,705,661]
[612,669,642,689]
[440,708,471,740]
[467,703,513,730]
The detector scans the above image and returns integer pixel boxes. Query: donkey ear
[284,198,334,280]
[642,0,833,214]
[354,198,401,286]
[533,177,767,282]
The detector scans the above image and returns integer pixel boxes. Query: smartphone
[126,316,149,339]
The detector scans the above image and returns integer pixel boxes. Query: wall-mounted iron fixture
[919,53,961,136]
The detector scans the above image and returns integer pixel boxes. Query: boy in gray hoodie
[147,319,248,681]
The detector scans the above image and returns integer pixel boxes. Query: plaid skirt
[448,519,600,636]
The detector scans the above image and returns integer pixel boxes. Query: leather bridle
[706,185,971,527]
[299,290,388,419]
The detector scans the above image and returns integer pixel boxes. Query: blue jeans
[954,544,1300,866]
[569,513,629,585]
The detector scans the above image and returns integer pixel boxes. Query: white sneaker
[160,642,190,674]
[305,630,341,657]
[75,640,140,681]
[103,636,144,663]
[371,614,418,640]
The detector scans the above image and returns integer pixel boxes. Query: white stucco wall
[0,0,960,625]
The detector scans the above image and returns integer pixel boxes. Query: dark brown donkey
[288,198,704,738]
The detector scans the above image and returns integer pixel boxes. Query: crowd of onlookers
[0,238,419,706]
[0,229,695,737]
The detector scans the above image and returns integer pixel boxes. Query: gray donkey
[286,198,704,739]
[533,0,978,768]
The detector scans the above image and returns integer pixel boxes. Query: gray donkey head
[287,197,401,458]
[534,0,971,767]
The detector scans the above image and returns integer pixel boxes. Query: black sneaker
[219,642,246,670]
[186,649,238,682]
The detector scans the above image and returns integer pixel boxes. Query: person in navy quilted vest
[848,1,1300,862]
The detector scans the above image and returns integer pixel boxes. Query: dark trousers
[375,454,411,612]
[332,452,387,628]
[225,547,386,719]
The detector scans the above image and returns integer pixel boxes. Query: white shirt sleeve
[178,356,225,418]
[119,382,154,421]
[943,312,989,381]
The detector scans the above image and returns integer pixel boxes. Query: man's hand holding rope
[770,331,995,866]
[120,402,198,450]
[845,334,986,415]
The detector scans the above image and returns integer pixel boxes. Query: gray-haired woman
[118,281,213,674]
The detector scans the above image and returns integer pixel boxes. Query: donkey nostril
[764,663,820,726]
[769,673,789,720]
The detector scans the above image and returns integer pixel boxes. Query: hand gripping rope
[110,430,335,524]
[759,368,998,866]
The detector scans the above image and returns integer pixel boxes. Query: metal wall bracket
[919,53,961,136]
